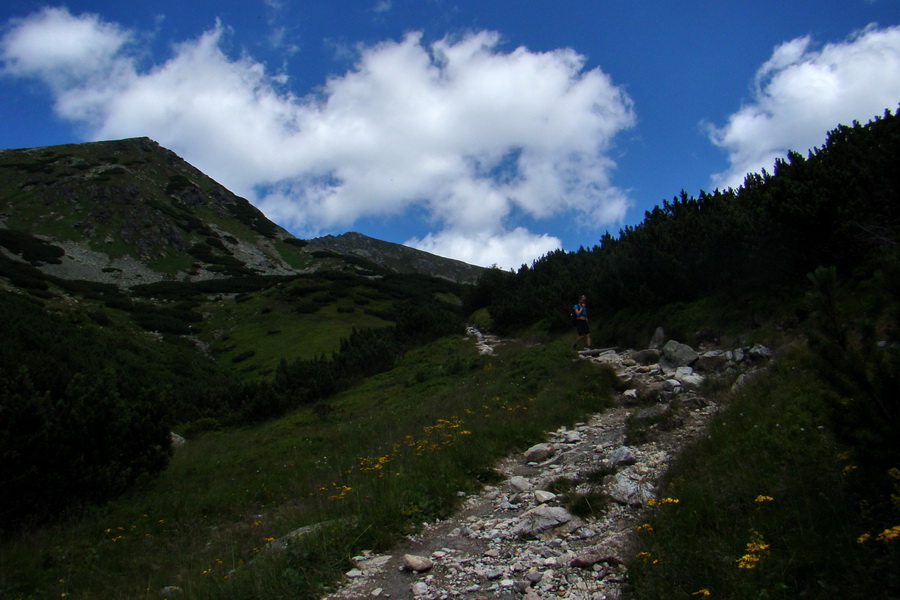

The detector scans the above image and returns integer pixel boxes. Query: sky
[1,1,899,270]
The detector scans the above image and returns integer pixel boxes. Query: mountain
[308,231,485,284]
[0,135,479,397]
[1,136,478,533]
[0,137,484,286]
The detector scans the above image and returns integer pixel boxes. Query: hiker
[572,295,591,350]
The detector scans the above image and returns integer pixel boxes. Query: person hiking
[572,295,591,350]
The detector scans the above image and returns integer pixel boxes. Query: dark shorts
[575,319,590,336]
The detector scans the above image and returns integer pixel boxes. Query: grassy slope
[199,289,394,378]
[0,139,311,277]
[0,334,615,600]
[622,261,900,599]
[628,346,898,600]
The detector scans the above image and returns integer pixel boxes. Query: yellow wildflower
[736,553,761,569]
[876,525,900,542]
[754,495,774,503]
[647,497,680,506]
[736,530,770,569]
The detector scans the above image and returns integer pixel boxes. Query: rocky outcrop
[3,138,489,289]
[319,333,771,600]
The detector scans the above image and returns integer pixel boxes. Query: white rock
[358,555,391,571]
[562,431,583,443]
[534,490,557,504]
[512,506,573,536]
[607,469,655,506]
[607,446,637,467]
[524,443,555,462]
[410,581,428,596]
[509,475,533,492]
[402,554,434,572]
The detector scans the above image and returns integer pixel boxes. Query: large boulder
[661,340,699,368]
[631,348,661,365]
[694,350,728,373]
[674,366,705,390]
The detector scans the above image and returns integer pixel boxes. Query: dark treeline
[472,107,900,340]
[1,271,464,534]
[0,291,211,533]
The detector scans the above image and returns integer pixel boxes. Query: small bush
[565,490,610,519]
[179,417,222,438]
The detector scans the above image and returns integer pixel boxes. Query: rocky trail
[320,329,771,600]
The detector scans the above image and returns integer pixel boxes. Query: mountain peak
[0,138,484,286]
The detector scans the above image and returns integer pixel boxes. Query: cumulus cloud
[0,6,136,105]
[410,228,562,271]
[709,24,900,190]
[1,7,636,268]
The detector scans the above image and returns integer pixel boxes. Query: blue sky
[2,1,899,269]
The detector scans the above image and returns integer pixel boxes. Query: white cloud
[1,8,635,269]
[709,24,900,190]
[408,228,562,270]
[0,7,133,91]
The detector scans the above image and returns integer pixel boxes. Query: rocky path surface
[321,332,766,600]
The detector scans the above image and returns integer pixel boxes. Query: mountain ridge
[307,231,485,284]
[0,137,485,286]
